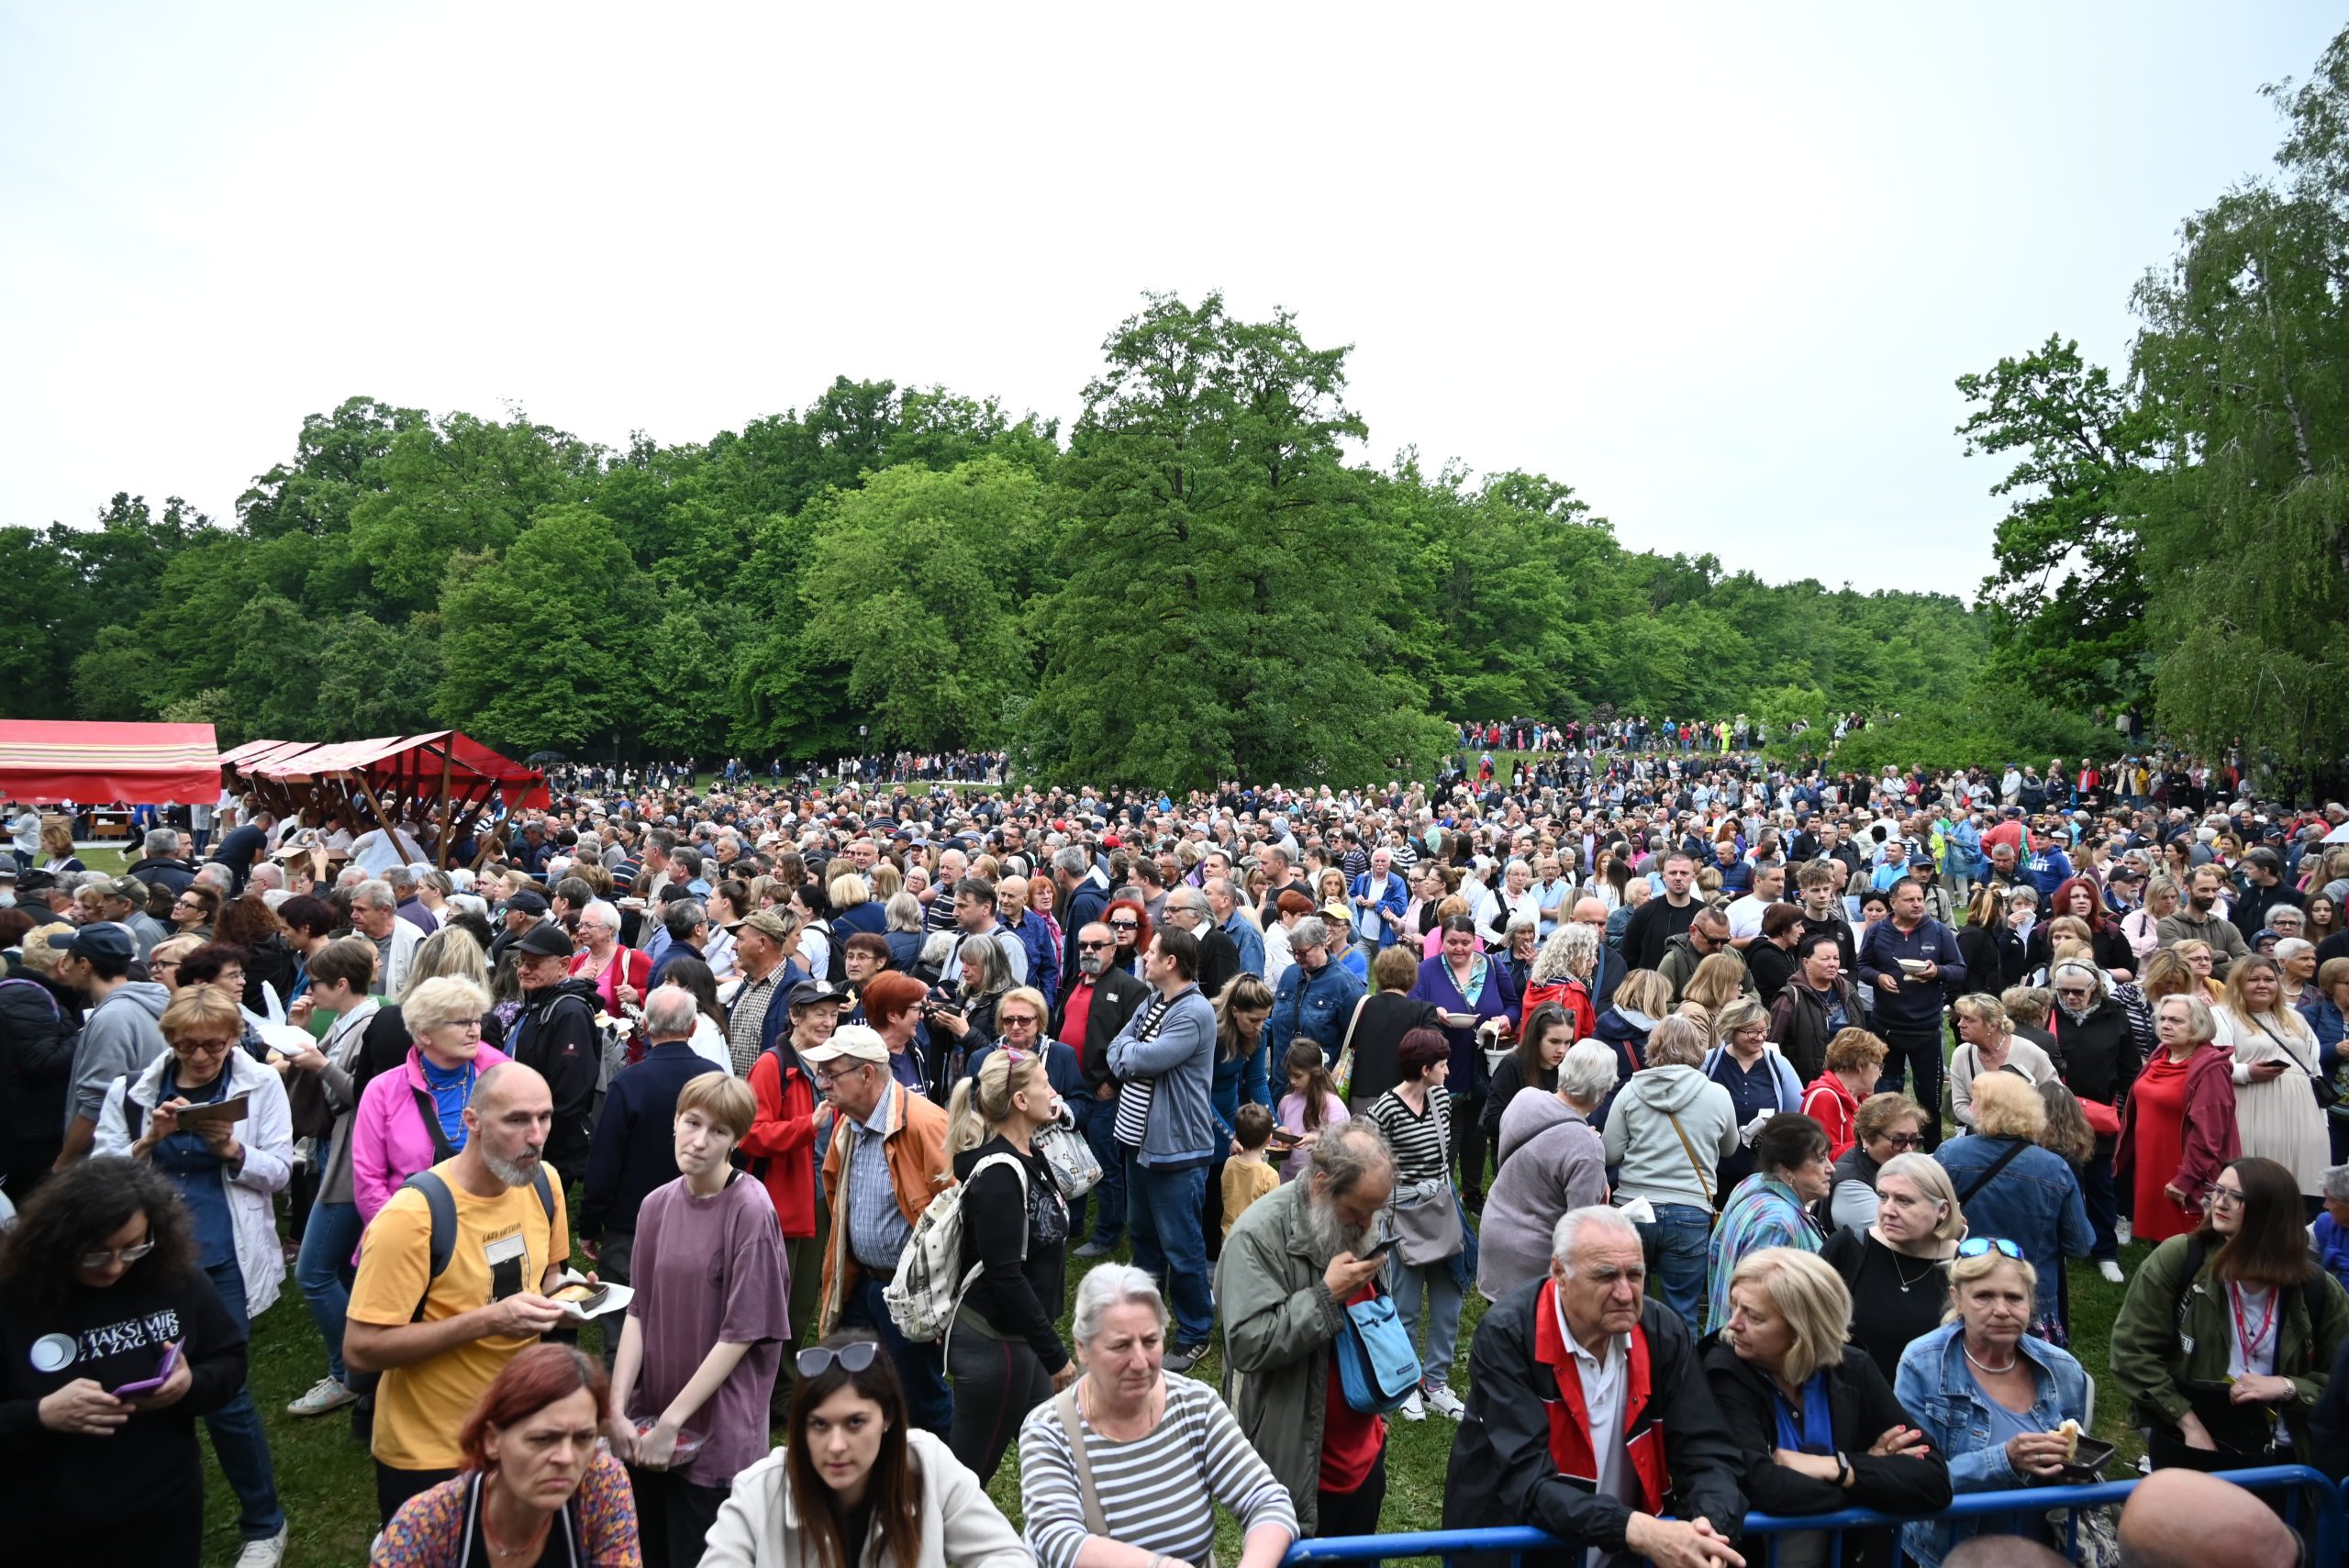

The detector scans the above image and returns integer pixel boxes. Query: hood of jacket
[525,975,603,1014]
[94,979,171,1026]
[1622,1062,1712,1114]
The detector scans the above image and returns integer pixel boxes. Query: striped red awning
[0,721,221,805]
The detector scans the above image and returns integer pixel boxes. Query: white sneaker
[1398,1388,1427,1421]
[285,1376,360,1418]
[2099,1260,2126,1284]
[236,1529,288,1568]
[1423,1383,1465,1420]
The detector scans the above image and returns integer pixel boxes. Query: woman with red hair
[2029,876,2136,981]
[371,1343,640,1567]
[1102,898,1152,981]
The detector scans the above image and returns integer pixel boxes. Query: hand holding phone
[111,1340,184,1402]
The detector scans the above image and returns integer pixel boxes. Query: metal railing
[1282,1464,2344,1568]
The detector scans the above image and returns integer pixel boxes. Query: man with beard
[343,1062,572,1523]
[2157,864,2252,978]
[1061,919,1150,1257]
[504,922,603,1184]
[1621,851,1701,972]
[1443,1206,1746,1568]
[1856,879,1965,1151]
[1218,1122,1396,1538]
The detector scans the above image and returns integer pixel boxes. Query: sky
[2,3,2340,596]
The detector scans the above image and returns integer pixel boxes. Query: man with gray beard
[342,1062,578,1523]
[1058,919,1150,1258]
[1218,1121,1396,1538]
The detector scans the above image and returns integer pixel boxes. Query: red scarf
[1532,1278,1671,1514]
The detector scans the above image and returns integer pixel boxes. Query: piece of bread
[2054,1418,2082,1459]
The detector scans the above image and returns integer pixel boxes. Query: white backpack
[883,1152,1027,1350]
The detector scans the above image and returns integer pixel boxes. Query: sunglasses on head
[796,1340,881,1379]
[1955,1238,2025,1260]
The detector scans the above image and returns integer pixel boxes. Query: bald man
[1572,895,1627,1010]
[2117,1469,2300,1568]
[343,1062,578,1522]
[1942,1539,2070,1568]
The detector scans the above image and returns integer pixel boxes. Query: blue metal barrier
[1283,1464,2344,1568]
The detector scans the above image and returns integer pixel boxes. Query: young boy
[1221,1102,1281,1240]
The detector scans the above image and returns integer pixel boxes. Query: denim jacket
[1931,1134,2092,1325]
[1892,1322,2089,1568]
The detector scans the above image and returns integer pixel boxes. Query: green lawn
[196,1216,2144,1566]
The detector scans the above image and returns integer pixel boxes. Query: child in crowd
[1222,1102,1280,1240]
[1275,1039,1349,1182]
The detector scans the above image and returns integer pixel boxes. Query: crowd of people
[3,745,2348,1568]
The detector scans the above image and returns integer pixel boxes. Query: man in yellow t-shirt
[345,1062,575,1523]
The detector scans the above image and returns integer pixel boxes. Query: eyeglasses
[1076,940,1112,951]
[2209,1187,2246,1209]
[796,1340,881,1378]
[812,1062,869,1087]
[77,1238,156,1270]
[1955,1238,2025,1260]
[2054,988,2092,1001]
[1885,1133,1925,1150]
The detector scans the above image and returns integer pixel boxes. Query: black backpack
[400,1165,557,1322]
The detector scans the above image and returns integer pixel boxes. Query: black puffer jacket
[508,976,605,1179]
[0,971,83,1176]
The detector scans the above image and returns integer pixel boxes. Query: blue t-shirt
[418,1054,476,1151]
[150,1066,235,1271]
[1969,1365,2042,1451]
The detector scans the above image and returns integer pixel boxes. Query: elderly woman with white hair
[1703,1249,1950,1568]
[1478,1038,1618,1302]
[1018,1264,1295,1568]
[567,896,652,1018]
[347,974,506,1225]
[1820,1151,1965,1384]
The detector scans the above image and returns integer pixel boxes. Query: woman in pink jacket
[350,975,507,1225]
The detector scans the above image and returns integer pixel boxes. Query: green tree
[71,627,167,720]
[315,613,445,738]
[435,505,652,752]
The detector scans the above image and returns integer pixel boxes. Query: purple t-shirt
[624,1172,793,1488]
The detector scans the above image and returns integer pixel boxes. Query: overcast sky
[3,3,2337,595]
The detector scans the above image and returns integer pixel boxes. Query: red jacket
[1801,1073,1860,1158]
[740,1047,818,1238]
[1534,1277,1670,1515]
[1520,977,1597,1043]
[2114,1043,2241,1209]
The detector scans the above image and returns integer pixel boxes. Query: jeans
[1636,1202,1712,1332]
[1129,1156,1213,1346]
[1082,1106,1127,1245]
[843,1273,951,1435]
[1450,1088,1488,1201]
[1876,1022,1947,1151]
[1386,1252,1464,1388]
[203,1260,286,1540]
[295,1198,364,1386]
[2080,1143,2119,1261]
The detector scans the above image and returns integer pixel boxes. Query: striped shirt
[1364,1084,1452,1186]
[1019,1375,1297,1568]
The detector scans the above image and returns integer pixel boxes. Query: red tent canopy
[221,731,547,868]
[0,720,221,804]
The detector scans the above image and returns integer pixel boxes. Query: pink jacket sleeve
[351,1070,401,1226]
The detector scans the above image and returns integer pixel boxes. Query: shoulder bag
[1331,1279,1423,1413]
[1330,993,1370,1099]
[1384,1093,1465,1265]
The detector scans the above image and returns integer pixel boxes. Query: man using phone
[343,1062,576,1524]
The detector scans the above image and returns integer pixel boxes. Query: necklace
[1963,1340,2020,1374]
[1884,1243,1942,1294]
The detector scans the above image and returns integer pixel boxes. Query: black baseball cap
[506,889,551,916]
[514,923,574,959]
[64,924,136,963]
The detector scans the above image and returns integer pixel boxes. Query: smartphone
[112,1340,183,1397]
[1361,1229,1400,1261]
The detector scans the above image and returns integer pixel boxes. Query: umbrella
[525,750,567,765]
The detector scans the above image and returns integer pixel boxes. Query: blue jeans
[1636,1203,1712,1333]
[1128,1157,1213,1347]
[1387,1252,1464,1387]
[843,1273,951,1435]
[295,1198,364,1385]
[1081,1104,1127,1246]
[204,1260,286,1540]
[2081,1144,2119,1261]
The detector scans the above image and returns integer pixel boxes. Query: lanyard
[2229,1281,2277,1369]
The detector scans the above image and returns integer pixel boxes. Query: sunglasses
[1076,940,1113,951]
[796,1340,881,1378]
[1955,1238,2025,1260]
[1884,1133,1925,1150]
[1108,921,1139,932]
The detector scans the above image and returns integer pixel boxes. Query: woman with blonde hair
[1822,1150,1963,1382]
[2173,939,2227,1000]
[1948,994,2057,1129]
[1704,1248,1949,1568]
[38,815,83,876]
[942,1047,1073,1482]
[1930,1072,2090,1342]
[2213,952,2329,1202]
[1677,951,1749,1038]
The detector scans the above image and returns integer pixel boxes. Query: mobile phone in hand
[1361,1229,1400,1261]
[112,1340,183,1398]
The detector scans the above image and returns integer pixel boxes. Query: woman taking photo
[93,984,289,1562]
[1478,1039,1616,1302]
[0,1157,252,1568]
[607,1073,788,1567]
[374,1344,640,1568]
[1798,1028,1887,1160]
[1481,999,1573,1163]
[349,976,507,1226]
[2115,992,2241,1245]
[1931,1073,2091,1344]
[1948,994,2058,1129]
[1603,1013,1740,1327]
[1363,1027,1469,1419]
[705,1334,1029,1568]
[2214,954,2330,1205]
[1409,915,1520,1208]
[943,1048,1074,1484]
[2111,1156,2349,1471]
[1019,1266,1296,1568]
[1705,1248,1950,1568]
[1892,1244,2093,1568]
[1820,1152,1964,1384]
[1707,1114,1832,1329]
